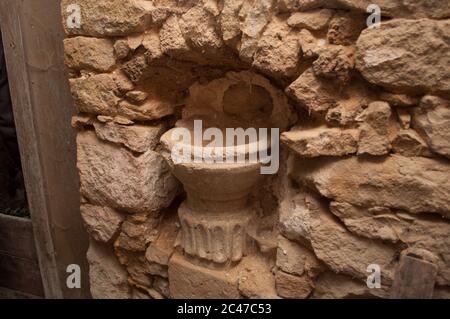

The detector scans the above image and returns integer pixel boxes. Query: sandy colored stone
[357,101,394,156]
[116,249,153,287]
[219,0,244,46]
[287,9,333,30]
[121,53,152,83]
[396,108,411,129]
[277,0,300,12]
[253,17,301,79]
[114,213,160,252]
[297,0,450,19]
[356,19,450,96]
[126,90,148,104]
[238,0,274,62]
[329,202,450,286]
[179,4,224,57]
[168,252,241,299]
[380,92,419,107]
[111,70,135,93]
[118,99,175,122]
[325,98,365,127]
[64,37,115,72]
[327,11,366,46]
[114,116,135,126]
[275,270,313,299]
[71,114,95,129]
[61,0,152,36]
[392,129,432,157]
[374,0,450,19]
[313,272,389,299]
[307,196,397,283]
[298,29,326,59]
[93,121,164,153]
[312,45,355,85]
[114,39,131,60]
[145,212,178,266]
[142,29,165,64]
[286,68,337,116]
[184,70,296,131]
[69,74,120,115]
[153,276,170,298]
[80,204,124,243]
[87,240,130,299]
[281,126,359,157]
[292,155,450,218]
[412,96,450,159]
[159,15,202,63]
[276,236,323,277]
[278,192,314,244]
[77,131,179,214]
[238,255,278,299]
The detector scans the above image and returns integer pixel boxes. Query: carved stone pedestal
[160,128,265,269]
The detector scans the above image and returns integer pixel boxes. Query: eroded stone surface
[275,270,313,299]
[64,37,115,72]
[412,96,450,158]
[253,17,301,79]
[77,131,178,214]
[281,126,359,157]
[69,74,120,115]
[87,240,130,299]
[356,19,450,95]
[313,272,389,299]
[168,252,241,299]
[62,0,152,36]
[93,121,164,153]
[357,101,395,156]
[329,202,450,286]
[292,155,450,218]
[287,9,333,31]
[392,129,431,157]
[81,204,124,243]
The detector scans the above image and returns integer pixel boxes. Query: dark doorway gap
[0,30,28,218]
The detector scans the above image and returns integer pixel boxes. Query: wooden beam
[0,214,44,296]
[0,214,38,261]
[0,0,90,298]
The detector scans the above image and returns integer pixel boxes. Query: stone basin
[160,127,270,268]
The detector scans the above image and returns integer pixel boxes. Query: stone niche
[63,0,450,299]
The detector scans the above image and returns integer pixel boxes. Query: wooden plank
[390,254,438,299]
[0,286,41,299]
[0,0,90,298]
[0,253,44,297]
[0,214,37,261]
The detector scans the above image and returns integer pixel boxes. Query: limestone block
[77,131,179,214]
[93,121,165,153]
[412,96,450,158]
[80,204,124,243]
[87,240,130,299]
[61,0,152,36]
[356,19,450,95]
[168,253,241,299]
[64,37,115,72]
[281,126,359,157]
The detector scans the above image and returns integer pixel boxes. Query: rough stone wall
[62,0,450,299]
